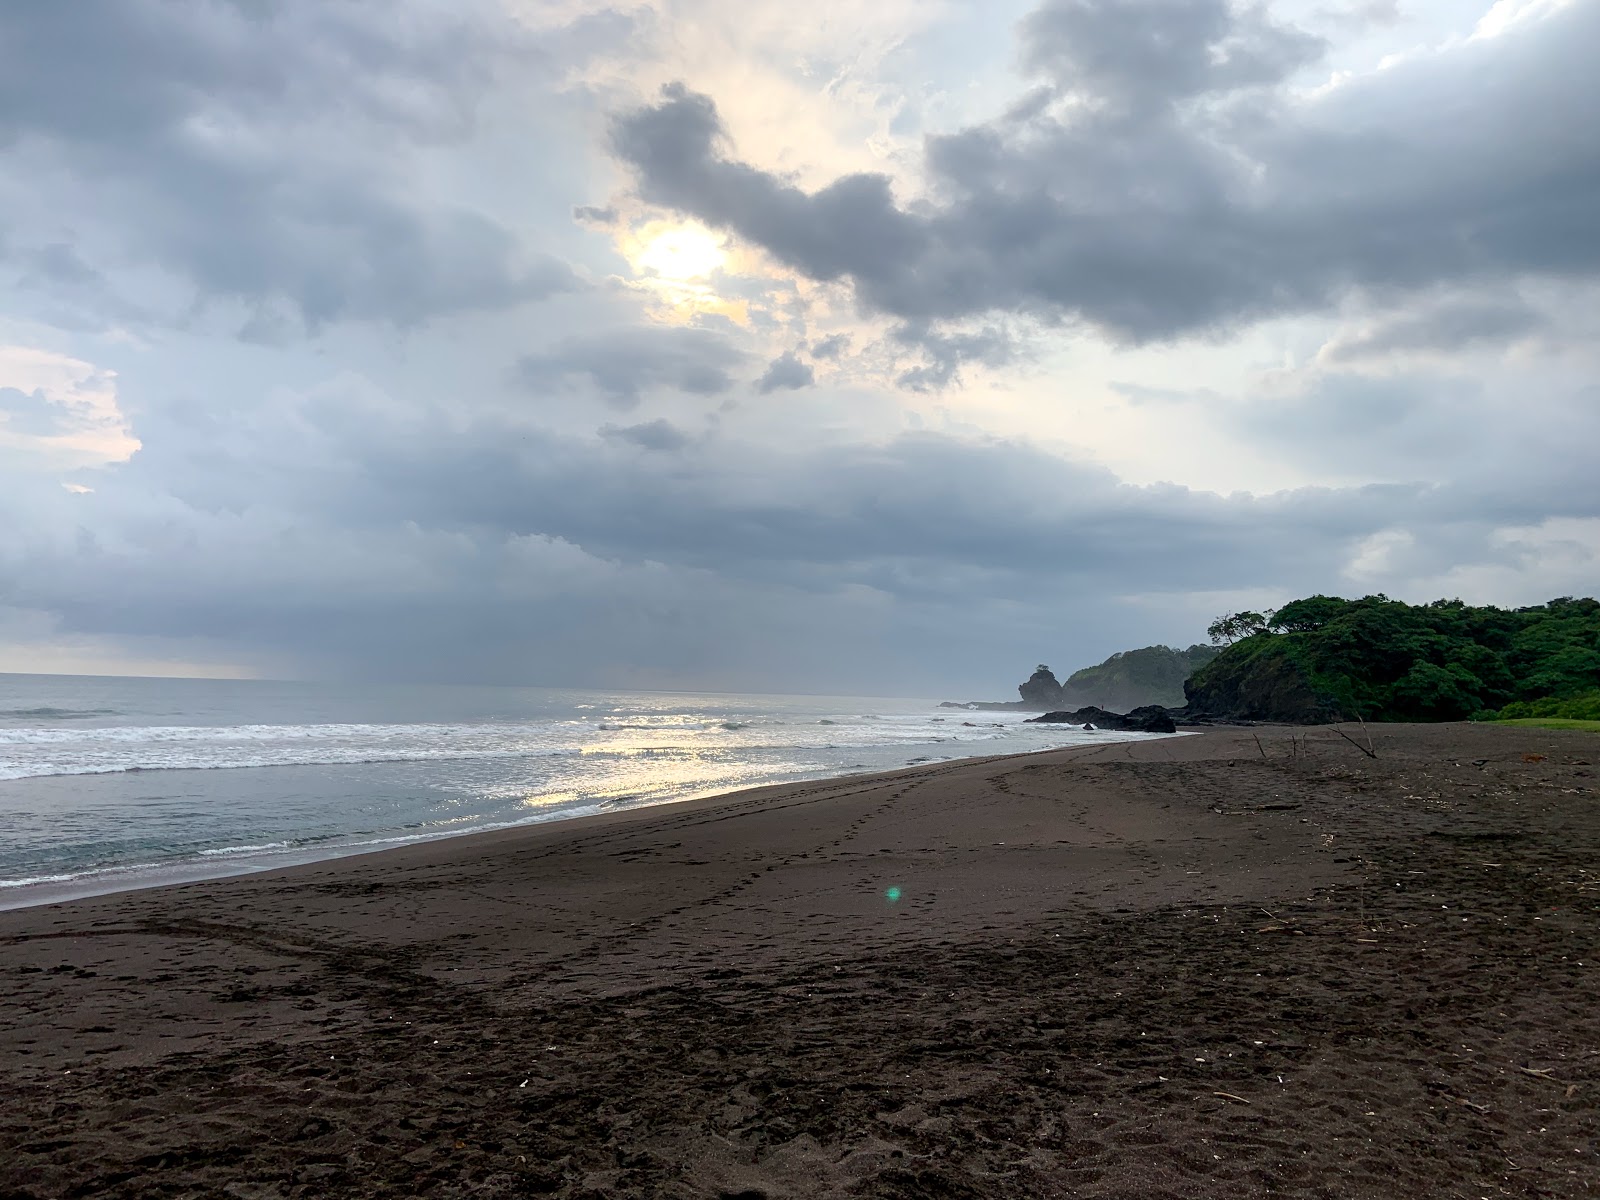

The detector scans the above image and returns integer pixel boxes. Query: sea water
[0,673,1159,908]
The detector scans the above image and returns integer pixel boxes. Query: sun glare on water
[635,223,726,281]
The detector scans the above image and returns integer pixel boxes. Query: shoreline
[0,730,1186,913]
[4,722,1596,1198]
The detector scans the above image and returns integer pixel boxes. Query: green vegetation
[1488,718,1600,732]
[1479,689,1600,722]
[1058,644,1219,710]
[1185,595,1600,723]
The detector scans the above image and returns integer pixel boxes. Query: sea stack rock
[1019,664,1067,709]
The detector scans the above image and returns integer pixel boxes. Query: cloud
[1319,295,1546,363]
[0,345,138,469]
[610,83,929,289]
[0,387,62,438]
[599,418,693,451]
[0,0,578,331]
[610,0,1600,343]
[5,349,1597,691]
[516,326,746,407]
[1020,0,1325,120]
[2,0,1596,692]
[810,334,851,360]
[755,351,814,393]
[894,324,1015,391]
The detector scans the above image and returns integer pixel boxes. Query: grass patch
[1488,718,1600,732]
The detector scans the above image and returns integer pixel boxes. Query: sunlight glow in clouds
[635,222,727,281]
[620,220,747,324]
[0,0,1596,688]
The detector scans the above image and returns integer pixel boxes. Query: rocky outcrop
[1026,705,1178,733]
[1182,641,1342,724]
[1018,665,1067,709]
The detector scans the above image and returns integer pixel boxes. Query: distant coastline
[943,646,1218,713]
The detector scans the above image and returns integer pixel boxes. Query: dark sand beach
[2,724,1596,1198]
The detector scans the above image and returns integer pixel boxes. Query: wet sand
[1,724,1596,1197]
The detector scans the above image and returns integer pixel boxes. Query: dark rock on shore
[1026,705,1178,733]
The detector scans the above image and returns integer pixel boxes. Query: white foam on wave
[0,711,1040,782]
[198,841,291,856]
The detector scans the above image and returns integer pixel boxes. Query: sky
[1,0,1597,697]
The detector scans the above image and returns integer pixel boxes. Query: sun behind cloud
[634,221,726,281]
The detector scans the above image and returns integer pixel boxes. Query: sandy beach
[1,724,1596,1198]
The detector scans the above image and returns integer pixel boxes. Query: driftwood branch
[1332,725,1378,759]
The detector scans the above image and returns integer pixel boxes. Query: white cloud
[1473,0,1577,40]
[0,345,138,470]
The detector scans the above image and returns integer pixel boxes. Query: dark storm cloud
[515,327,746,407]
[610,0,1600,344]
[755,352,814,393]
[0,0,575,329]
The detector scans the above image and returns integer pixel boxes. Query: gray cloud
[755,352,814,394]
[515,327,746,407]
[1321,296,1546,363]
[611,83,929,289]
[0,388,59,437]
[14,244,104,290]
[599,418,693,451]
[1020,0,1324,120]
[894,324,1014,391]
[91,370,1600,592]
[1244,371,1600,506]
[809,334,850,360]
[0,0,576,330]
[4,0,1597,694]
[7,357,1598,691]
[611,0,1600,343]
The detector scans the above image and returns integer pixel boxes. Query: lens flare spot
[885,886,902,904]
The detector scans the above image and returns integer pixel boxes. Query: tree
[1207,610,1270,646]
[1270,595,1350,633]
[1189,593,1600,723]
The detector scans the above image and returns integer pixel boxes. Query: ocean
[0,673,1160,908]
